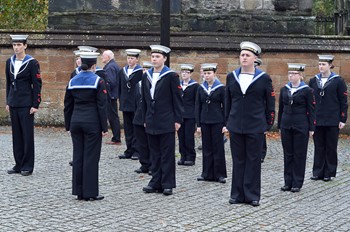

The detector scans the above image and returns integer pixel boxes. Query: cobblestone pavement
[0,126,349,231]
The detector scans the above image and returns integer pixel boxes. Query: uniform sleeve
[63,86,74,131]
[31,60,42,108]
[265,75,276,131]
[141,73,148,124]
[225,73,232,122]
[171,73,183,124]
[220,86,226,126]
[277,87,284,129]
[306,87,316,131]
[5,59,11,104]
[96,79,108,132]
[337,78,348,123]
[195,88,202,127]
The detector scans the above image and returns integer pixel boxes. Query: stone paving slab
[0,126,349,231]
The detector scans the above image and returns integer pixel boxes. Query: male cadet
[117,49,143,160]
[6,35,42,176]
[141,45,183,196]
[101,50,122,145]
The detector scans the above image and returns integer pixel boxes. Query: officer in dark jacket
[225,42,275,207]
[64,51,108,201]
[118,49,143,159]
[278,63,315,193]
[195,63,227,183]
[142,45,183,196]
[309,55,348,181]
[177,64,199,166]
[6,35,42,176]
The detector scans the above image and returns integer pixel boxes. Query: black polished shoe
[197,176,206,181]
[84,195,104,201]
[134,168,149,174]
[7,169,19,174]
[249,200,260,207]
[281,186,291,191]
[163,189,173,196]
[291,187,300,193]
[218,177,226,184]
[69,161,73,166]
[177,160,185,165]
[183,161,195,166]
[131,155,139,160]
[229,198,241,204]
[20,171,32,176]
[77,195,83,200]
[323,177,332,182]
[143,185,156,193]
[118,154,132,159]
[310,176,322,180]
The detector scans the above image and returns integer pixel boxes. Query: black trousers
[229,132,264,203]
[70,122,102,198]
[10,107,35,172]
[122,111,137,156]
[281,128,309,188]
[261,134,267,160]
[147,132,176,189]
[134,124,151,171]
[312,126,339,178]
[200,123,227,180]
[178,118,196,162]
[108,99,121,142]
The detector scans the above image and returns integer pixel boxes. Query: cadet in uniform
[64,52,108,201]
[195,63,227,183]
[177,64,199,166]
[278,63,315,193]
[6,35,42,176]
[225,42,275,206]
[309,55,348,181]
[118,49,143,160]
[133,61,153,174]
[142,45,183,196]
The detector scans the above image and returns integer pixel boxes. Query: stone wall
[48,0,315,34]
[0,31,349,132]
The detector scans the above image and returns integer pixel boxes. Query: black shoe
[69,161,73,166]
[134,168,148,174]
[163,189,173,196]
[197,145,202,150]
[310,176,322,180]
[7,169,19,174]
[143,186,156,193]
[197,176,206,181]
[261,158,265,163]
[249,200,260,207]
[77,195,83,200]
[20,171,32,176]
[291,187,300,193]
[148,170,152,175]
[118,154,131,159]
[84,195,104,201]
[177,160,185,165]
[281,186,291,191]
[131,154,139,160]
[229,198,241,204]
[218,177,226,184]
[183,161,195,166]
[323,177,332,182]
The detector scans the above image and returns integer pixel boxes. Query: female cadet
[64,52,108,201]
[278,64,315,193]
[309,55,348,181]
[177,64,199,166]
[195,63,227,184]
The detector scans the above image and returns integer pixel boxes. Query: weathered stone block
[240,0,263,10]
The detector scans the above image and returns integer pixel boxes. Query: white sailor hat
[79,52,100,65]
[288,63,306,72]
[318,54,334,62]
[10,35,28,43]
[180,64,195,72]
[201,63,217,72]
[150,45,171,55]
[240,41,261,56]
[126,49,141,57]
[77,46,98,52]
[255,58,263,66]
[142,61,153,68]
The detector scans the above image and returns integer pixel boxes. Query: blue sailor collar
[10,54,35,66]
[285,81,308,93]
[146,66,175,83]
[200,79,224,95]
[314,72,339,81]
[68,71,101,90]
[123,64,143,76]
[181,79,197,87]
[232,67,265,85]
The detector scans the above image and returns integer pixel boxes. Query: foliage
[0,0,48,31]
[313,0,335,17]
